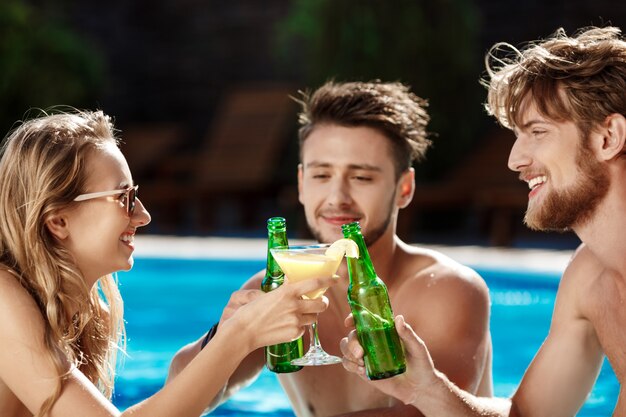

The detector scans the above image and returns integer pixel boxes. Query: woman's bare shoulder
[0,269,45,339]
[0,268,32,303]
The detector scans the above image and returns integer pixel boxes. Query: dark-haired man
[170,81,493,416]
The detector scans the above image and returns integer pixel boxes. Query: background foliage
[274,0,485,180]
[0,0,104,137]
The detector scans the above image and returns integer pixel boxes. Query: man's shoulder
[569,243,602,267]
[559,243,614,304]
[392,244,490,326]
[241,270,265,290]
[393,243,488,304]
[398,242,484,288]
[551,244,612,327]
[562,243,605,284]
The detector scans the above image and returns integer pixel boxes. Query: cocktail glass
[270,244,343,366]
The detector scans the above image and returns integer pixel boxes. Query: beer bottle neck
[345,230,377,285]
[266,223,288,279]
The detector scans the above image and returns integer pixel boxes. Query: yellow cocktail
[270,251,342,299]
[270,240,358,366]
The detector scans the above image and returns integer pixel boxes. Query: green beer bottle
[341,221,406,380]
[261,217,304,373]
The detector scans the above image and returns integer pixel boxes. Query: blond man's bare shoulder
[559,243,617,315]
[557,243,607,296]
[565,243,604,276]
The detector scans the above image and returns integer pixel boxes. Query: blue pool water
[113,258,619,415]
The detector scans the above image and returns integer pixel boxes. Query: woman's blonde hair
[484,26,626,137]
[0,109,125,415]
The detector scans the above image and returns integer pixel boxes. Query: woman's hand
[221,275,336,351]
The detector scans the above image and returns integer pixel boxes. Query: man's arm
[342,314,510,416]
[166,273,267,410]
[506,246,604,417]
[419,248,603,417]
[332,263,493,417]
[342,246,605,417]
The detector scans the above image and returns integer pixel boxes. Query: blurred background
[1,0,624,248]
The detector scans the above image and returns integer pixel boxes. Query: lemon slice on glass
[325,238,359,259]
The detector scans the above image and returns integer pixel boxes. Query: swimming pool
[112,244,619,415]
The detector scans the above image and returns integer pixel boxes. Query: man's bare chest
[279,362,395,417]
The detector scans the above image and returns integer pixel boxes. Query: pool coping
[134,235,574,276]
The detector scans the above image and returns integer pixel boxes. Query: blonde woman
[0,110,333,417]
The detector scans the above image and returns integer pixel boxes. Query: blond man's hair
[485,26,626,137]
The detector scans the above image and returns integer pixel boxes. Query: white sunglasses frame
[73,185,139,215]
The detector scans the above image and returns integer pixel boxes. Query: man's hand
[340,314,437,406]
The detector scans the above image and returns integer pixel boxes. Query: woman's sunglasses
[73,185,139,217]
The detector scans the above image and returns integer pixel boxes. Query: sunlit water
[113,258,618,415]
